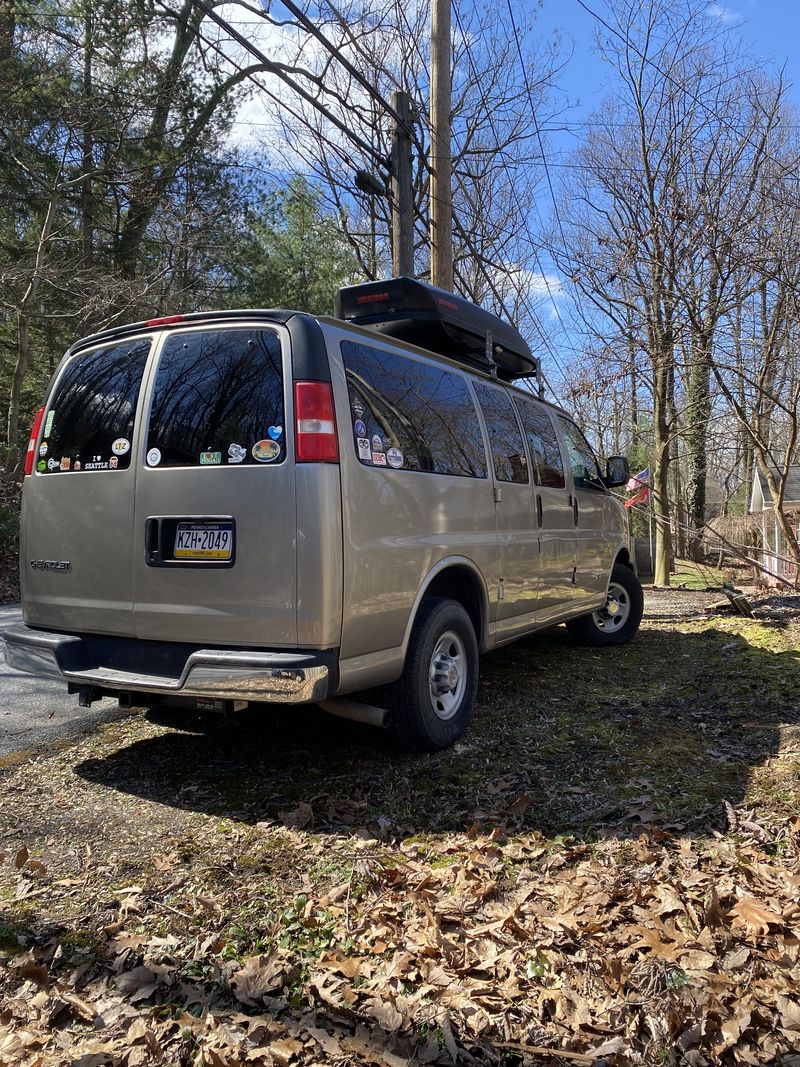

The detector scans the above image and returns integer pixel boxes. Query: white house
[748,466,800,583]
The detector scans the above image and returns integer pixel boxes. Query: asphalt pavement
[0,603,128,757]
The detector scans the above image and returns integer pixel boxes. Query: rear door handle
[572,497,579,526]
[536,494,543,527]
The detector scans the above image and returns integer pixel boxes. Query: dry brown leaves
[1,809,800,1067]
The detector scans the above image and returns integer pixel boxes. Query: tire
[388,597,479,752]
[566,563,643,646]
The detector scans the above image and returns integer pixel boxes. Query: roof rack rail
[335,276,539,385]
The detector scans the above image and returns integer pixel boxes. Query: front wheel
[388,597,479,752]
[566,563,643,646]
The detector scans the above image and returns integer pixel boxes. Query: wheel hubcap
[428,630,467,720]
[592,582,631,632]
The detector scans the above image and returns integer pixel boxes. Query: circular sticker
[252,439,280,463]
[386,447,404,468]
[147,447,161,467]
[112,437,130,456]
[354,419,366,437]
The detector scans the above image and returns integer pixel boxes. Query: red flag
[624,485,650,509]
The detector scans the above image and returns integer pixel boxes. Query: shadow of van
[75,622,800,842]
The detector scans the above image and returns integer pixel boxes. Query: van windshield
[146,328,284,468]
[38,338,151,474]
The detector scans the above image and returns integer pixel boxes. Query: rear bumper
[3,624,335,704]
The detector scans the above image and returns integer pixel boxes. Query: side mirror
[605,455,630,488]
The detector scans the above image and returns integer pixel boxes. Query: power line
[276,0,406,129]
[450,3,572,390]
[504,0,569,255]
[171,0,389,169]
[574,0,799,181]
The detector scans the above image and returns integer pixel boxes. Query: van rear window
[146,328,284,468]
[38,338,150,473]
[341,341,486,478]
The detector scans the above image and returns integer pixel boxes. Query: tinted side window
[39,338,150,473]
[340,341,486,478]
[473,383,529,484]
[556,415,603,489]
[514,397,565,489]
[147,329,284,467]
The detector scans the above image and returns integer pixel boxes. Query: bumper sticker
[44,410,55,437]
[147,447,161,467]
[357,437,371,461]
[387,447,404,468]
[268,425,283,441]
[200,451,222,465]
[354,418,366,437]
[228,442,246,463]
[111,437,130,456]
[252,439,280,463]
[372,451,387,466]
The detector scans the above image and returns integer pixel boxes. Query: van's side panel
[326,329,497,675]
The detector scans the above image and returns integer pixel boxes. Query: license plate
[174,521,233,560]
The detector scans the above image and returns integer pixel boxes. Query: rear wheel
[388,597,479,752]
[566,563,643,646]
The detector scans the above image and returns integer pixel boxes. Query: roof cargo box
[334,276,538,382]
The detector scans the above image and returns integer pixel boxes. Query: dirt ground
[1,587,800,1066]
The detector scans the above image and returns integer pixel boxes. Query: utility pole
[390,89,414,277]
[429,0,453,291]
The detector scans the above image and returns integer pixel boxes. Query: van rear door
[22,336,152,636]
[132,323,298,647]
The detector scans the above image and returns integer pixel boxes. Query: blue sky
[517,0,800,383]
[534,0,800,125]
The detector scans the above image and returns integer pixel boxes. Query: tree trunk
[81,10,94,270]
[652,349,673,586]
[685,339,711,561]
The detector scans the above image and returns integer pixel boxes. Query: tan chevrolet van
[4,277,642,751]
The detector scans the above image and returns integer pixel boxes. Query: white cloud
[708,3,741,24]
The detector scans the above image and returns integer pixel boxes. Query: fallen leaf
[114,966,159,1002]
[777,995,800,1032]
[728,897,784,936]
[268,1037,304,1066]
[230,954,298,1005]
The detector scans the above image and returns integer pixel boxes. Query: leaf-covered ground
[1,588,800,1066]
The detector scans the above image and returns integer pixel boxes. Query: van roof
[67,308,570,420]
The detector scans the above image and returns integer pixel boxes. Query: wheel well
[421,566,485,648]
[615,547,634,570]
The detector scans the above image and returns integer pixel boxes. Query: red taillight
[144,314,185,327]
[294,380,338,463]
[24,406,45,476]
